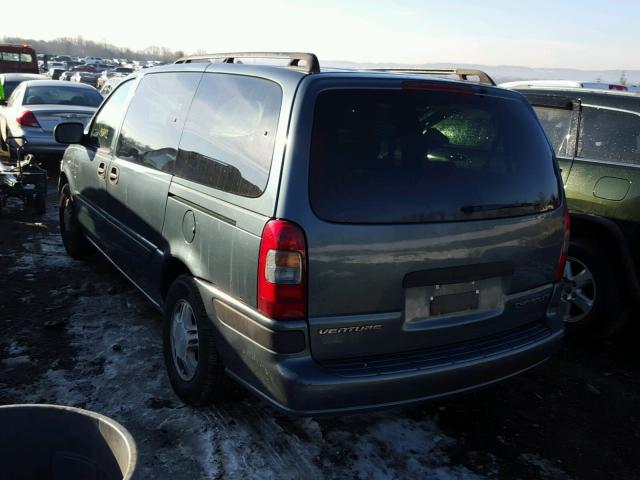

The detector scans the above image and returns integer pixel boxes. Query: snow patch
[520,453,572,479]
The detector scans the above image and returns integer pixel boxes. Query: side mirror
[55,122,85,144]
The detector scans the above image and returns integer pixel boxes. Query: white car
[0,80,102,161]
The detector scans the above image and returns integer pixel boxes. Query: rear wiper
[460,202,540,215]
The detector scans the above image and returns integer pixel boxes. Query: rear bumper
[7,132,67,159]
[195,278,564,416]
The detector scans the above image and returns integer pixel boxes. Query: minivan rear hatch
[303,80,564,361]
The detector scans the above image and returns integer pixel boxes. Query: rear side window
[310,88,560,224]
[578,106,640,164]
[3,81,20,100]
[175,73,282,198]
[116,72,201,173]
[89,80,134,151]
[6,83,22,106]
[533,106,575,157]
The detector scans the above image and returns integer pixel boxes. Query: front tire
[561,237,626,338]
[163,274,229,406]
[59,183,90,258]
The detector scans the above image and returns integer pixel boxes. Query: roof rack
[368,68,495,86]
[174,52,320,74]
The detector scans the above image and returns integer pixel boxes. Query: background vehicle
[0,80,102,162]
[55,52,566,415]
[0,44,38,74]
[507,84,640,337]
[501,80,630,92]
[47,65,67,80]
[96,67,134,89]
[0,73,46,103]
[99,76,124,96]
[71,71,99,87]
[59,71,74,81]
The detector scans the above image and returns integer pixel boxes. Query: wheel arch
[58,171,69,192]
[570,212,640,304]
[160,256,193,301]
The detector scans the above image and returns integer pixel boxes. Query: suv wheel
[59,183,90,258]
[163,275,229,406]
[561,237,624,337]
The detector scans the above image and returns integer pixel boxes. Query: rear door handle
[97,162,106,178]
[108,166,119,184]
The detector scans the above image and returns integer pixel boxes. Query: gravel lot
[1,173,639,479]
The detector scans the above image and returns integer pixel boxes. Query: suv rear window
[578,106,640,164]
[309,88,561,224]
[533,106,575,157]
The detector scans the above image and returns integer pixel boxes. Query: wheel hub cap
[561,257,596,324]
[170,300,199,381]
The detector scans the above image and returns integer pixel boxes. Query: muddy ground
[1,173,639,479]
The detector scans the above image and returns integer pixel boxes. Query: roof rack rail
[174,52,320,74]
[369,68,495,86]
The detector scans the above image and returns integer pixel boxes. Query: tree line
[0,36,184,62]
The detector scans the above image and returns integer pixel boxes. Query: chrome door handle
[108,166,119,184]
[97,162,106,178]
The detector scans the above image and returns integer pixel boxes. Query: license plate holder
[430,290,479,316]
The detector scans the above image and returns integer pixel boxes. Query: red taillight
[401,80,475,95]
[258,219,307,320]
[554,208,571,283]
[16,110,40,128]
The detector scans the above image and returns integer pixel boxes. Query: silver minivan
[55,52,567,415]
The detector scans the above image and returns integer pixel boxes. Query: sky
[7,0,640,69]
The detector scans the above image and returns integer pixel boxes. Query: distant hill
[0,36,184,63]
[323,60,639,86]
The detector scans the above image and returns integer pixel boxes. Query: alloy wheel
[561,257,596,324]
[170,299,200,381]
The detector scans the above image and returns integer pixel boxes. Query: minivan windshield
[309,87,561,223]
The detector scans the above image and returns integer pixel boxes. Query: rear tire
[163,274,230,406]
[562,237,626,339]
[59,183,90,258]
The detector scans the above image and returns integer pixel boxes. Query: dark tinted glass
[117,72,201,173]
[3,81,20,99]
[23,86,103,107]
[89,80,134,151]
[310,89,560,224]
[578,106,640,164]
[533,106,574,157]
[176,73,282,197]
[0,52,31,62]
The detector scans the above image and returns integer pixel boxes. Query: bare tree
[0,36,183,62]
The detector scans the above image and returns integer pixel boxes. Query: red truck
[0,44,39,74]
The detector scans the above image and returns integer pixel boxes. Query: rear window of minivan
[309,88,561,224]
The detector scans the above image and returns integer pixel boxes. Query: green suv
[509,84,640,336]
